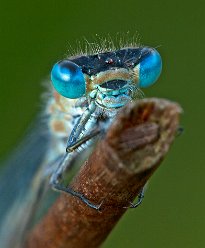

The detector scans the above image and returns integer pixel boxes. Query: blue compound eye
[51,60,86,99]
[138,48,162,88]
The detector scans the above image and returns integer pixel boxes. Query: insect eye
[138,48,162,88]
[51,60,86,99]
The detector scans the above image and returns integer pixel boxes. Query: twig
[25,98,182,248]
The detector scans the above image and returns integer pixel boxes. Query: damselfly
[0,37,162,248]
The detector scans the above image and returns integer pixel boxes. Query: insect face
[51,47,162,109]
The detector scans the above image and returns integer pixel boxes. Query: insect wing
[0,120,53,248]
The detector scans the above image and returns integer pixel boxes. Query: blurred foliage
[0,0,204,247]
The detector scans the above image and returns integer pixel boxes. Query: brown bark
[25,98,182,248]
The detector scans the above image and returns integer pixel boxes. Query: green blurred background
[0,0,204,247]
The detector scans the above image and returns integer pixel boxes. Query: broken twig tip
[25,98,182,248]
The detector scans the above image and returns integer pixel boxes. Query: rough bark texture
[25,98,182,248]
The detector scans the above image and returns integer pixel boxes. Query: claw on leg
[52,182,103,210]
[124,187,145,209]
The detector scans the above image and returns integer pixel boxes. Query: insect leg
[50,130,102,210]
[52,182,102,210]
[125,187,145,208]
[176,125,184,137]
[67,101,96,147]
[66,128,100,152]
